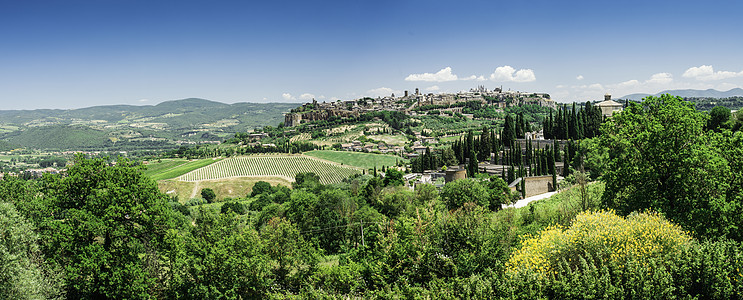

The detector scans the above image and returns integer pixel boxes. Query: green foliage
[220,201,247,215]
[382,168,404,187]
[441,179,489,210]
[260,217,320,289]
[708,105,732,131]
[251,181,274,197]
[0,202,64,300]
[486,176,516,210]
[201,188,216,203]
[22,155,177,298]
[173,208,274,299]
[600,94,743,240]
[504,210,743,300]
[508,210,691,277]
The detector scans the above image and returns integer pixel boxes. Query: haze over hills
[0,98,298,151]
[619,88,743,101]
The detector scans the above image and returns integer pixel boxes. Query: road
[502,191,558,209]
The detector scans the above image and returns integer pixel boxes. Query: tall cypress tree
[467,149,478,177]
[502,114,516,147]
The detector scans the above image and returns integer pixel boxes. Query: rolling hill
[620,88,743,101]
[0,99,298,151]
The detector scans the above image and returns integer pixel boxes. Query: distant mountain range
[0,98,299,151]
[619,88,743,101]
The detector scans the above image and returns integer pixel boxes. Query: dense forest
[2,94,743,299]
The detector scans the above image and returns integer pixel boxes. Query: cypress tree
[520,170,526,199]
[467,149,478,177]
[507,166,515,184]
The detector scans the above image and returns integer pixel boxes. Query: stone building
[596,93,623,117]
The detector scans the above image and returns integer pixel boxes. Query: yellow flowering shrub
[506,210,691,277]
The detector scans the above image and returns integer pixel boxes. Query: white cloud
[588,83,604,90]
[366,87,400,97]
[576,75,584,80]
[683,65,743,81]
[299,93,315,100]
[282,93,295,100]
[489,65,536,83]
[138,99,149,103]
[611,80,639,89]
[405,67,459,82]
[462,75,487,81]
[647,72,673,84]
[425,85,440,92]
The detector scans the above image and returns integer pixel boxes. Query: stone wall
[523,175,554,198]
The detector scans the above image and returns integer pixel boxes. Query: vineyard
[178,155,361,184]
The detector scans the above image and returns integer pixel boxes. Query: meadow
[304,150,403,170]
[178,154,361,184]
[146,158,221,181]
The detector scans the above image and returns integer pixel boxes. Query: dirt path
[502,191,558,209]
[189,180,201,199]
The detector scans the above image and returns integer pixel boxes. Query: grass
[158,176,292,202]
[147,158,221,181]
[178,155,360,184]
[143,159,190,177]
[304,150,405,170]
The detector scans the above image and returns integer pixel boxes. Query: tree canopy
[600,94,743,240]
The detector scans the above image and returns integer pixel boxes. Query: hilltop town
[285,85,556,126]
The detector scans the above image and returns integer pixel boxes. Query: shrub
[440,179,489,210]
[221,201,247,215]
[507,210,691,278]
[200,188,216,203]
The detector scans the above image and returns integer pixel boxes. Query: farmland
[178,154,361,184]
[145,158,222,181]
[158,176,292,202]
[303,150,404,170]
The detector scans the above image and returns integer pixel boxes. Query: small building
[596,93,623,117]
[444,166,467,183]
[412,145,428,154]
[509,175,556,198]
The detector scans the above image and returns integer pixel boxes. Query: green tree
[260,217,319,288]
[177,208,273,298]
[441,179,489,210]
[486,176,515,210]
[382,168,404,187]
[707,105,731,132]
[501,114,516,147]
[201,188,216,203]
[0,202,64,300]
[600,94,741,239]
[251,181,273,197]
[37,156,177,298]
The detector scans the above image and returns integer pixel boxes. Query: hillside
[620,88,743,100]
[0,99,297,151]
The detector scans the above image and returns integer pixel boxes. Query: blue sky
[1,0,742,109]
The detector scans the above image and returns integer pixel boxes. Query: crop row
[178,155,361,184]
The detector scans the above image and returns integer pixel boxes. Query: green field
[178,155,361,184]
[158,176,293,202]
[146,158,221,181]
[304,150,404,170]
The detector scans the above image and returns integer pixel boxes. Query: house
[248,133,269,140]
[596,93,623,117]
[412,145,428,154]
